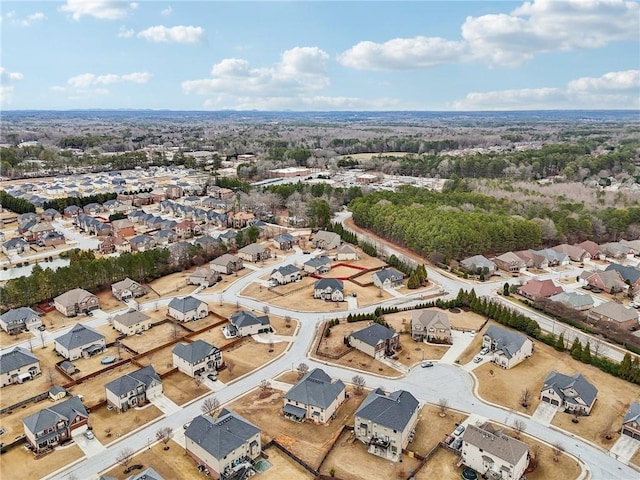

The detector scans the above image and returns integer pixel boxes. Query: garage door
[622,427,640,440]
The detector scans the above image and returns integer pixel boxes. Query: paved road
[42,240,639,480]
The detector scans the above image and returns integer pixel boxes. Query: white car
[83,430,95,440]
[473,355,483,363]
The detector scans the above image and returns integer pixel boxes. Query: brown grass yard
[66,363,140,405]
[228,386,364,469]
[0,443,84,480]
[473,333,640,449]
[0,329,30,348]
[256,445,315,480]
[631,448,640,467]
[413,447,460,480]
[322,264,366,279]
[319,429,420,480]
[88,403,163,444]
[274,371,300,384]
[217,340,288,383]
[95,324,124,344]
[120,322,188,354]
[409,405,467,454]
[135,345,177,376]
[94,289,127,313]
[161,371,207,406]
[146,270,197,297]
[1,397,64,444]
[457,321,492,365]
[200,267,253,293]
[99,441,201,479]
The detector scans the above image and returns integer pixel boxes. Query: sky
[1,0,639,111]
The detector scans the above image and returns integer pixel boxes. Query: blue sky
[1,0,639,111]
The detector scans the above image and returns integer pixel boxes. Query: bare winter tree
[226,359,235,375]
[104,426,112,437]
[155,426,173,450]
[592,339,604,358]
[116,447,134,472]
[46,368,55,387]
[260,379,271,392]
[352,375,366,396]
[201,397,220,417]
[296,362,309,379]
[193,375,203,389]
[262,305,270,315]
[285,315,292,328]
[520,388,531,408]
[512,419,526,439]
[552,442,564,463]
[438,398,449,417]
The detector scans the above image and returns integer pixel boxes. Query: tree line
[0,190,36,214]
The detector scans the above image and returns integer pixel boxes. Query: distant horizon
[3,108,639,113]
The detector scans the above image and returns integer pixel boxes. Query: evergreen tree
[503,282,510,296]
[569,338,583,360]
[555,332,565,352]
[581,342,592,364]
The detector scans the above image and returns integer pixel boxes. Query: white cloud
[0,85,16,106]
[339,0,639,70]
[137,25,205,44]
[1,67,25,81]
[18,12,46,27]
[161,6,172,16]
[202,95,403,111]
[60,0,138,21]
[0,68,24,106]
[182,46,330,99]
[117,26,134,38]
[453,70,640,110]
[66,71,151,88]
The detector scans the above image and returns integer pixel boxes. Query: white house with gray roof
[372,268,404,289]
[227,310,271,337]
[311,230,341,250]
[348,323,400,359]
[0,307,41,334]
[411,310,451,344]
[622,402,640,440]
[335,244,359,261]
[548,291,594,311]
[237,243,271,263]
[461,423,529,480]
[355,388,420,461]
[167,296,209,322]
[270,264,302,285]
[23,396,89,452]
[54,323,105,360]
[540,371,598,415]
[54,288,100,317]
[460,255,497,275]
[482,325,533,369]
[185,409,261,479]
[112,310,152,336]
[105,365,162,412]
[111,277,146,301]
[1,347,41,387]
[283,368,346,424]
[313,278,344,301]
[172,340,223,377]
[210,253,244,275]
[304,255,332,274]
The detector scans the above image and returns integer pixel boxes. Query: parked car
[454,424,466,436]
[473,355,483,363]
[452,437,463,450]
[480,347,490,356]
[38,325,46,331]
[183,422,191,430]
[207,373,217,381]
[421,361,434,368]
[591,287,603,293]
[83,430,95,440]
[444,434,455,445]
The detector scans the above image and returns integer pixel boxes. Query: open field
[472,330,640,449]
[88,403,163,444]
[99,440,202,479]
[0,442,84,480]
[229,386,364,469]
[409,405,466,454]
[218,340,288,383]
[319,428,420,480]
[257,445,315,480]
[162,371,207,406]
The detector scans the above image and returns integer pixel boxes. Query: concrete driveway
[439,330,475,365]
[531,401,558,427]
[150,394,181,415]
[610,434,640,463]
[72,431,106,458]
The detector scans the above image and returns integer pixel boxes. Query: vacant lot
[146,270,198,297]
[473,335,640,449]
[320,428,420,479]
[257,445,315,480]
[162,371,207,406]
[120,321,189,354]
[88,403,163,444]
[218,340,288,383]
[229,386,364,469]
[409,405,466,454]
[99,440,201,479]
[0,443,84,480]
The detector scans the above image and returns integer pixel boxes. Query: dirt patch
[257,445,315,479]
[0,443,84,480]
[320,428,420,479]
[88,404,163,445]
[162,371,207,406]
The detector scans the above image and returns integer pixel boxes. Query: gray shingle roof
[113,310,151,327]
[0,346,39,374]
[238,243,268,255]
[23,396,88,436]
[54,288,97,307]
[54,323,104,350]
[542,371,598,408]
[172,340,220,364]
[314,278,343,291]
[0,307,39,327]
[548,292,593,309]
[285,368,345,409]
[350,323,397,348]
[356,389,419,432]
[185,410,260,460]
[605,264,640,285]
[272,264,300,276]
[304,256,331,268]
[125,467,164,480]
[373,268,403,283]
[230,311,269,328]
[168,296,206,313]
[589,301,637,323]
[105,366,160,397]
[484,325,528,360]
[462,424,528,466]
[623,402,640,424]
[211,253,240,266]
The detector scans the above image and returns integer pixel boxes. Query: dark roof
[105,366,161,397]
[462,424,528,465]
[304,256,331,268]
[23,396,88,435]
[484,325,528,359]
[623,402,640,424]
[230,310,270,328]
[605,263,640,284]
[125,467,164,480]
[271,264,300,276]
[0,347,39,374]
[185,410,260,460]
[284,368,345,409]
[350,323,397,347]
[373,268,403,283]
[274,233,295,242]
[55,323,104,350]
[542,371,598,407]
[314,278,343,291]
[168,296,206,313]
[172,340,220,364]
[0,307,39,326]
[356,389,419,432]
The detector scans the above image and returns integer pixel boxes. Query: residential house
[540,371,598,414]
[188,267,221,287]
[532,248,570,267]
[372,268,404,289]
[54,288,100,317]
[605,264,640,288]
[621,239,640,255]
[185,410,261,480]
[23,396,89,452]
[83,203,103,214]
[54,323,106,360]
[26,222,56,242]
[0,307,42,334]
[517,279,563,300]
[99,236,131,254]
[601,242,634,260]
[194,235,220,255]
[493,252,527,273]
[482,325,533,369]
[348,323,400,359]
[228,211,255,229]
[153,229,178,246]
[273,233,298,251]
[311,231,341,250]
[313,278,344,302]
[111,277,146,301]
[579,269,627,293]
[63,205,82,217]
[210,253,244,275]
[335,244,359,261]
[41,208,61,221]
[411,310,451,344]
[548,291,594,311]
[167,296,209,322]
[461,424,529,480]
[172,339,223,377]
[283,368,346,423]
[586,301,638,330]
[112,310,152,336]
[622,403,640,440]
[49,386,67,401]
[105,366,162,412]
[552,244,591,262]
[2,237,29,256]
[176,220,197,239]
[237,243,271,263]
[129,234,156,252]
[110,219,135,238]
[165,185,184,199]
[576,240,604,260]
[355,389,420,461]
[40,231,65,247]
[460,255,497,275]
[217,230,237,245]
[514,250,549,269]
[227,310,271,337]
[270,264,302,285]
[1,347,41,387]
[303,255,332,274]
